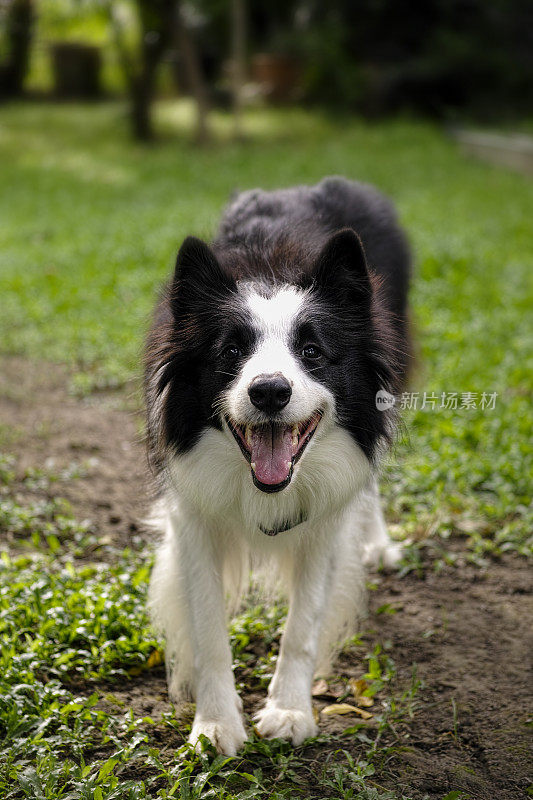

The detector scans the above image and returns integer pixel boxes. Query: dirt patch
[1,355,531,798]
[368,559,532,799]
[0,355,149,548]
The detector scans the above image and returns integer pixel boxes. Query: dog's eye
[222,344,241,360]
[301,344,321,360]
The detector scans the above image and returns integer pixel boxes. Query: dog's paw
[362,538,403,570]
[254,704,317,745]
[188,715,247,756]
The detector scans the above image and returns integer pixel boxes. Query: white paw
[254,704,317,745]
[188,713,247,756]
[362,539,403,570]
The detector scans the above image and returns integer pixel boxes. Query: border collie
[145,177,411,755]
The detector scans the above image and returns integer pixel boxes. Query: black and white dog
[145,177,411,755]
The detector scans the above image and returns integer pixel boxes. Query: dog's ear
[170,236,234,314]
[312,228,372,305]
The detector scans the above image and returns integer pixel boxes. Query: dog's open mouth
[226,411,323,493]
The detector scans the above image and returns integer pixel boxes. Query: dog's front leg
[174,512,247,755]
[254,536,333,745]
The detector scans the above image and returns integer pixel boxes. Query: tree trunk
[111,0,176,141]
[231,0,246,140]
[0,0,34,99]
[129,39,162,141]
[111,0,211,142]
[175,9,211,144]
[130,75,155,141]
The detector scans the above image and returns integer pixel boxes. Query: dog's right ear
[170,236,234,314]
[312,228,372,307]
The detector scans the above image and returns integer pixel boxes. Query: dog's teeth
[245,426,253,447]
[285,460,292,470]
[292,425,299,447]
[251,462,256,472]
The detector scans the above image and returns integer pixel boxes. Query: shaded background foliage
[296,0,533,118]
[1,0,532,134]
[197,0,533,118]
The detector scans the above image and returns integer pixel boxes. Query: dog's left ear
[312,228,372,305]
[170,236,234,316]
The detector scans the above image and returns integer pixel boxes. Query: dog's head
[147,230,399,493]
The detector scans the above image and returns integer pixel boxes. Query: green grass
[0,462,418,798]
[1,100,531,556]
[0,101,532,798]
[0,519,415,798]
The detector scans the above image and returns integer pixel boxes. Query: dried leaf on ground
[321,703,373,719]
[348,677,374,707]
[147,649,164,669]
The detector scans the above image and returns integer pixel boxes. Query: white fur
[224,285,332,427]
[148,284,401,754]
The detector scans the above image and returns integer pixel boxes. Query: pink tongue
[251,425,293,486]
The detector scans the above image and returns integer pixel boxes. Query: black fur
[145,176,412,469]
[215,176,410,338]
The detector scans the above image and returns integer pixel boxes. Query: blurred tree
[231,0,245,138]
[193,0,532,119]
[0,0,34,99]
[111,0,211,141]
[176,4,210,143]
[111,0,175,140]
[293,0,533,119]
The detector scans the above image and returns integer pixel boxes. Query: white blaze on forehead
[224,282,333,425]
[245,285,306,342]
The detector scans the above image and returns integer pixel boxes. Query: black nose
[248,374,292,414]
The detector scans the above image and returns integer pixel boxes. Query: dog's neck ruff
[259,511,308,537]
